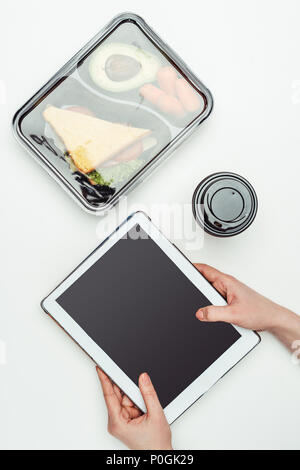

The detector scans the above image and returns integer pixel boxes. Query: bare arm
[268,309,300,350]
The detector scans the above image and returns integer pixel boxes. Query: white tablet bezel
[42,211,260,424]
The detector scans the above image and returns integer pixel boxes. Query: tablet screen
[57,225,240,408]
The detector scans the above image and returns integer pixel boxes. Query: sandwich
[43,106,151,174]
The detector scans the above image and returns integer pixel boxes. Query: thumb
[196,305,234,323]
[139,373,163,418]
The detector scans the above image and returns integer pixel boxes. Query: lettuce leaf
[89,159,143,186]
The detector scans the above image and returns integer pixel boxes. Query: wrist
[268,306,297,336]
[133,442,173,451]
[151,443,173,450]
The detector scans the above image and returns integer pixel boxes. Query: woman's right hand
[194,264,300,350]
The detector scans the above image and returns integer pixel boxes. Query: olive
[105,54,141,82]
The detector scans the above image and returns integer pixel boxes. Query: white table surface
[1,0,300,450]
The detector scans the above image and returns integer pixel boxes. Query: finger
[196,305,235,324]
[127,406,142,419]
[194,263,224,283]
[194,263,233,297]
[139,373,164,418]
[122,394,136,407]
[121,394,142,419]
[113,384,123,402]
[96,367,121,418]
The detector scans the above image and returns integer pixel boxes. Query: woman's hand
[96,367,172,450]
[194,263,300,350]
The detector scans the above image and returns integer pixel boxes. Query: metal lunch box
[13,12,213,214]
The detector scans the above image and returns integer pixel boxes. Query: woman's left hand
[96,367,173,450]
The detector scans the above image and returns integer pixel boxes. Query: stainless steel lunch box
[13,12,213,214]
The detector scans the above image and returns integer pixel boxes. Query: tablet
[42,211,260,423]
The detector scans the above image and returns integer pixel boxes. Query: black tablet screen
[57,225,240,408]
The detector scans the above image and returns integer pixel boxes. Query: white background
[1,0,300,450]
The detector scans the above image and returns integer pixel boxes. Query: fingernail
[196,310,204,320]
[141,373,151,385]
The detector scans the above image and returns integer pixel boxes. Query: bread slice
[43,106,150,173]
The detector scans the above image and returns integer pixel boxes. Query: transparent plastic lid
[16,14,212,212]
